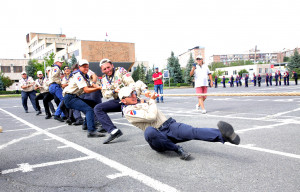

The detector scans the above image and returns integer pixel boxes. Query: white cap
[46,66,52,71]
[54,57,63,63]
[79,59,89,66]
[118,87,134,100]
[196,55,203,59]
[21,71,27,75]
[37,71,43,75]
[99,58,111,67]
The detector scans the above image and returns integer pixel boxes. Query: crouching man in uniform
[63,59,105,138]
[119,87,241,160]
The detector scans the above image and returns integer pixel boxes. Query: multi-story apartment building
[213,52,279,65]
[25,32,135,76]
[178,46,205,68]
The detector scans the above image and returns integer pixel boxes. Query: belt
[158,117,173,130]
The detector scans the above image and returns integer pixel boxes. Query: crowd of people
[19,57,240,160]
[213,71,298,88]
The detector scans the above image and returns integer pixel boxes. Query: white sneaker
[201,109,207,114]
[195,104,200,111]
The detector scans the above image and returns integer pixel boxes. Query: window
[259,68,262,73]
[1,66,11,73]
[233,70,237,75]
[265,68,268,73]
[225,71,228,75]
[13,66,23,73]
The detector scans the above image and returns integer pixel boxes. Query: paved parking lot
[0,84,299,192]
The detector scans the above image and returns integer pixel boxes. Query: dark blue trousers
[144,118,225,152]
[154,84,163,102]
[94,99,122,133]
[84,90,102,104]
[21,90,38,112]
[64,94,97,133]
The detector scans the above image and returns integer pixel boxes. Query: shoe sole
[180,153,191,160]
[217,121,240,145]
[103,131,123,144]
[87,133,106,138]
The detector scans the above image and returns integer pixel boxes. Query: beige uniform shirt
[63,72,90,97]
[19,76,35,92]
[101,67,147,99]
[61,74,71,87]
[48,65,62,85]
[35,78,49,93]
[122,99,168,131]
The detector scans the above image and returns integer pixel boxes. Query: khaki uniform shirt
[63,72,90,97]
[49,65,62,85]
[35,78,49,93]
[122,99,167,131]
[61,74,71,87]
[101,67,147,99]
[19,76,35,92]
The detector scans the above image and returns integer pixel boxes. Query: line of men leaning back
[19,58,240,160]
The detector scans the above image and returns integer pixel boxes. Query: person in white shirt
[19,71,38,113]
[190,55,213,114]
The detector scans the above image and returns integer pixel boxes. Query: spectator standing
[152,67,164,103]
[190,55,213,114]
[222,76,226,88]
[292,71,298,85]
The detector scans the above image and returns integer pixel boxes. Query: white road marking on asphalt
[46,124,68,130]
[1,156,94,174]
[107,172,128,179]
[4,128,35,132]
[0,131,42,150]
[228,143,300,159]
[265,107,300,118]
[236,122,290,133]
[57,145,70,149]
[44,138,55,141]
[0,108,179,192]
[113,121,135,127]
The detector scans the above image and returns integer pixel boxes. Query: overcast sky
[1,0,299,68]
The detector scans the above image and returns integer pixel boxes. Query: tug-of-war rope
[154,92,300,97]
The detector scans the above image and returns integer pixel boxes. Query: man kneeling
[119,87,240,160]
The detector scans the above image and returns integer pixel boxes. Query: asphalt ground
[0,82,299,192]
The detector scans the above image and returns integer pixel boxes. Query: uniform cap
[21,71,27,75]
[99,58,111,67]
[54,57,64,63]
[46,66,52,71]
[118,87,134,100]
[196,55,203,59]
[37,71,43,75]
[79,59,89,66]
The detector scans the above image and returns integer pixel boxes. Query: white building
[178,46,205,68]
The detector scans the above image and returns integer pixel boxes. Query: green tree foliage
[0,72,13,90]
[139,63,146,82]
[210,62,226,71]
[287,49,300,74]
[230,60,253,66]
[70,54,77,67]
[167,51,176,77]
[145,68,154,84]
[44,52,55,67]
[184,53,194,84]
[132,64,140,81]
[173,57,183,83]
[26,59,41,79]
[283,56,290,62]
[212,70,225,78]
[238,69,249,77]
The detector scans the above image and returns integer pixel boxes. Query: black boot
[175,146,191,160]
[217,121,240,145]
[103,129,123,144]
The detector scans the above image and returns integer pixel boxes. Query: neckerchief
[72,69,90,86]
[65,74,71,81]
[105,68,115,85]
[38,77,44,86]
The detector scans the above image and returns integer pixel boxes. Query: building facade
[178,46,205,68]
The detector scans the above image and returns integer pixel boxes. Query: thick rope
[155,92,300,97]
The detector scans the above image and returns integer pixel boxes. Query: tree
[184,53,194,84]
[287,49,300,74]
[26,59,39,79]
[70,54,77,67]
[0,72,13,91]
[145,67,154,84]
[238,69,249,77]
[210,62,226,71]
[173,57,183,83]
[167,51,176,78]
[132,64,140,81]
[283,56,290,62]
[44,52,55,67]
[212,70,225,78]
[139,63,146,82]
